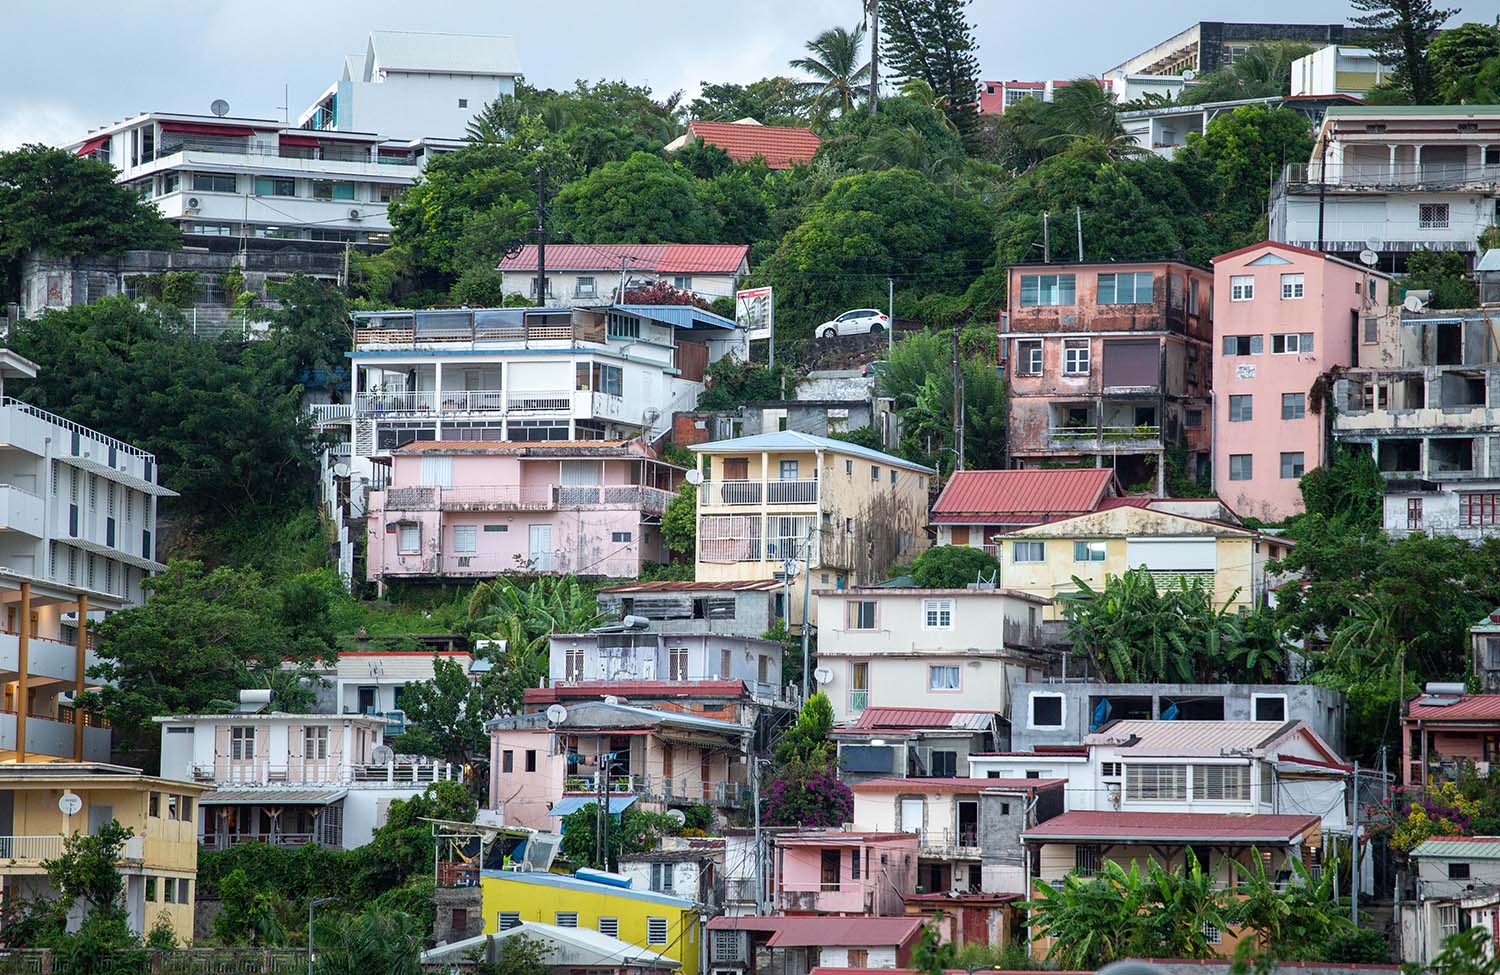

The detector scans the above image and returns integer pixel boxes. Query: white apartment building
[498,244,750,309]
[155,710,460,851]
[67,112,427,246]
[1271,105,1500,268]
[813,586,1049,726]
[299,31,521,139]
[1291,45,1390,98]
[305,649,475,734]
[0,350,169,762]
[347,304,745,487]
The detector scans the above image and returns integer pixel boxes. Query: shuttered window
[1125,764,1187,801]
[646,917,669,945]
[1192,764,1250,801]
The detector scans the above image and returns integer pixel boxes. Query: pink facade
[365,440,681,585]
[773,832,918,915]
[1211,242,1390,521]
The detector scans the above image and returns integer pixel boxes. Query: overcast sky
[2,0,1484,150]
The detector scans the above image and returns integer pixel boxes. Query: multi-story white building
[347,303,744,487]
[0,350,170,762]
[1271,105,1500,269]
[299,30,522,139]
[498,244,750,309]
[1291,45,1391,98]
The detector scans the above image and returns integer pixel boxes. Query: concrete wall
[596,589,778,640]
[546,632,782,691]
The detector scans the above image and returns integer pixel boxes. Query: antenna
[210,99,230,118]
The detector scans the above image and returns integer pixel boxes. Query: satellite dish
[1359,249,1378,267]
[58,792,82,816]
[372,744,395,764]
[665,809,687,825]
[210,99,230,118]
[603,695,621,706]
[814,667,834,685]
[1404,293,1428,312]
[1181,69,1196,82]
[546,704,568,725]
[333,463,351,478]
[684,469,703,485]
[1364,237,1382,253]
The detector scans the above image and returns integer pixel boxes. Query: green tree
[450,266,509,307]
[907,544,999,588]
[1024,860,1154,968]
[1351,0,1457,103]
[876,330,1007,472]
[790,26,870,117]
[1297,446,1384,532]
[688,78,816,126]
[464,576,604,640]
[313,908,423,975]
[393,653,511,768]
[46,820,132,917]
[214,867,290,946]
[1177,106,1313,249]
[1043,80,1146,162]
[482,934,552,975]
[880,0,983,146]
[1425,22,1500,101]
[84,561,331,755]
[551,152,718,243]
[0,145,179,300]
[1177,43,1316,104]
[775,692,835,765]
[661,483,698,559]
[558,804,680,870]
[1404,249,1478,309]
[263,274,352,383]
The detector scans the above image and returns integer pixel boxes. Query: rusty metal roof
[499,243,749,274]
[851,707,994,731]
[597,580,783,593]
[930,469,1120,523]
[1408,694,1500,721]
[707,916,922,947]
[1021,811,1321,844]
[685,121,822,169]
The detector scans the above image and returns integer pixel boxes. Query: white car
[818,309,889,339]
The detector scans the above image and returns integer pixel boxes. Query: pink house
[1211,242,1391,521]
[772,831,918,915]
[365,439,682,587]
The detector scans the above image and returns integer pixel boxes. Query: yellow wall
[481,873,700,975]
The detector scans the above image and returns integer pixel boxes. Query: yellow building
[481,871,700,975]
[0,763,208,944]
[995,499,1291,620]
[691,432,932,627]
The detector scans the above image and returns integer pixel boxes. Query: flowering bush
[761,759,853,828]
[1373,781,1479,853]
[621,281,710,308]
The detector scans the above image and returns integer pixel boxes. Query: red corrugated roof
[930,469,1120,523]
[598,579,783,593]
[498,243,748,274]
[707,916,922,946]
[852,707,993,731]
[685,120,822,169]
[852,777,1065,793]
[1407,694,1500,721]
[525,680,749,703]
[1021,811,1320,843]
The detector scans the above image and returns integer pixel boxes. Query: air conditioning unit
[348,208,362,221]
[186,197,201,211]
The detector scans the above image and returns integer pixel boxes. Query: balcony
[918,828,982,859]
[0,711,110,762]
[775,884,872,914]
[0,833,144,868]
[189,759,460,788]
[508,390,573,413]
[198,831,327,851]
[1282,160,1500,194]
[0,630,98,684]
[0,486,43,538]
[381,484,673,515]
[353,312,605,348]
[307,403,353,425]
[700,479,818,507]
[354,390,506,416]
[1046,425,1163,452]
[563,773,744,808]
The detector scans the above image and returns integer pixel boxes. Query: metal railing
[4,399,153,459]
[507,390,572,412]
[0,835,64,861]
[1284,160,1500,193]
[701,479,820,506]
[918,827,982,853]
[563,773,744,806]
[199,832,320,850]
[0,948,311,974]
[382,484,674,514]
[191,759,459,787]
[307,403,353,424]
[849,689,869,713]
[703,480,761,505]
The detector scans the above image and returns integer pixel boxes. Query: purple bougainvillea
[761,761,853,827]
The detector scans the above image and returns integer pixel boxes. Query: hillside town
[6,1,1500,972]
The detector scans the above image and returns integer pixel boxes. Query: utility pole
[1042,212,1051,263]
[595,734,607,869]
[1351,762,1360,925]
[799,526,813,702]
[535,164,548,306]
[1075,206,1084,262]
[887,277,894,358]
[752,759,764,915]
[1316,135,1328,252]
[867,0,879,117]
[951,327,965,472]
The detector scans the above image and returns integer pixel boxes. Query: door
[900,798,924,834]
[529,525,554,571]
[88,804,113,835]
[722,457,749,480]
[358,687,377,714]
[957,800,979,846]
[850,662,869,714]
[820,849,841,890]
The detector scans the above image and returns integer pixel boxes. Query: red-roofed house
[852,777,1065,894]
[497,243,750,307]
[665,119,822,169]
[930,468,1123,549]
[1402,690,1500,788]
[771,831,918,915]
[706,915,923,975]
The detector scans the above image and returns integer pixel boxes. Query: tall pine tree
[881,0,982,147]
[1350,0,1456,102]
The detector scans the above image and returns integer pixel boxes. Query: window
[178,879,190,904]
[673,275,694,291]
[712,930,740,962]
[167,794,180,821]
[650,862,675,894]
[458,98,469,108]
[1097,271,1154,305]
[1281,393,1306,420]
[1222,334,1263,356]
[253,177,295,197]
[164,879,176,903]
[304,726,329,760]
[929,665,961,690]
[1019,273,1076,307]
[230,726,256,760]
[1272,333,1314,355]
[606,314,639,339]
[484,524,507,533]
[1126,764,1187,801]
[668,647,690,681]
[847,600,877,630]
[149,792,160,817]
[1230,275,1254,301]
[1073,540,1106,562]
[555,912,579,927]
[1203,922,1222,946]
[1229,455,1253,481]
[851,849,862,879]
[592,363,624,397]
[453,525,477,554]
[599,917,620,937]
[452,908,468,931]
[870,465,880,481]
[1101,762,1122,778]
[192,172,236,193]
[1280,273,1305,299]
[502,750,514,773]
[1186,409,1203,428]
[312,181,356,201]
[922,598,954,629]
[1461,493,1500,527]
[1420,203,1451,229]
[146,877,157,901]
[1063,339,1090,376]
[929,751,958,776]
[1408,497,1424,530]
[374,184,400,203]
[498,912,522,931]
[575,276,596,296]
[1012,541,1045,563]
[397,523,420,555]
[1074,846,1101,876]
[1030,693,1063,728]
[1229,395,1253,422]
[1193,764,1251,801]
[1449,862,1472,880]
[646,917,669,945]
[1260,762,1275,804]
[1439,905,1460,939]
[1252,695,1287,722]
[1016,340,1043,375]
[1280,452,1305,479]
[525,749,537,772]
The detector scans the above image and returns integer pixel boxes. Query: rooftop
[851,776,1065,794]
[849,707,996,732]
[598,579,785,594]
[683,120,822,169]
[524,681,755,704]
[368,30,522,77]
[1411,836,1500,859]
[828,585,1049,603]
[486,700,749,737]
[1407,694,1500,722]
[1022,810,1321,844]
[1084,719,1337,761]
[690,430,934,474]
[499,243,749,275]
[423,921,681,969]
[706,915,922,947]
[930,469,1120,524]
[390,439,663,459]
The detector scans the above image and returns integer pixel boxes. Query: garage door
[1125,538,1216,571]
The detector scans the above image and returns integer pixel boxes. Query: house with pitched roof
[498,244,751,307]
[1402,689,1500,787]
[833,708,1004,785]
[1404,836,1500,966]
[929,468,1123,553]
[665,119,822,170]
[706,915,922,975]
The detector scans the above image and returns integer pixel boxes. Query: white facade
[1291,46,1389,97]
[498,267,745,309]
[548,633,783,703]
[307,650,474,724]
[155,712,459,850]
[814,587,1047,725]
[299,31,521,139]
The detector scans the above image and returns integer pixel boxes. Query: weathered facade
[1003,261,1214,491]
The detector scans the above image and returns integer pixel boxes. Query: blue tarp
[548,795,638,817]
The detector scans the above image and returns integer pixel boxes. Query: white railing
[192,760,459,787]
[0,836,64,861]
[918,828,982,852]
[435,390,506,411]
[767,479,818,504]
[357,391,436,413]
[703,480,761,505]
[307,403,353,424]
[507,390,573,412]
[3,399,151,459]
[701,479,818,506]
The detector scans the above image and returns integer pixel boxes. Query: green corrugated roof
[1410,837,1500,859]
[1326,105,1500,117]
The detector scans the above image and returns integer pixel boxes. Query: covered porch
[197,790,346,849]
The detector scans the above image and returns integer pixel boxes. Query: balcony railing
[198,832,322,851]
[918,827,982,855]
[382,484,673,515]
[191,760,459,787]
[353,313,606,348]
[354,390,507,415]
[508,390,573,412]
[0,835,64,862]
[1283,160,1500,193]
[563,773,744,807]
[850,689,869,713]
[307,403,353,424]
[1047,425,1163,450]
[701,479,819,506]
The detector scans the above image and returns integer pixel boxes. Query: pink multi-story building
[1211,241,1390,521]
[771,831,918,915]
[364,439,683,588]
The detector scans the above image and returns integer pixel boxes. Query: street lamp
[308,896,336,975]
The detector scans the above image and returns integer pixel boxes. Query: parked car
[818,309,889,339]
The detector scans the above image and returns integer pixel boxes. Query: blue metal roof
[615,304,737,331]
[549,795,637,817]
[689,430,935,474]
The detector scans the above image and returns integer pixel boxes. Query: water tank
[1425,682,1467,696]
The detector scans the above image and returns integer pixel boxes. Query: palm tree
[1042,79,1147,161]
[790,26,871,117]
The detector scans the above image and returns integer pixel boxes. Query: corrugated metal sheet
[690,430,933,473]
[1411,837,1500,859]
[852,776,1063,793]
[686,121,822,169]
[1084,719,1294,755]
[1022,810,1319,843]
[852,707,993,731]
[598,580,783,593]
[200,788,346,805]
[498,243,748,274]
[707,916,921,947]
[1408,694,1500,721]
[930,469,1118,521]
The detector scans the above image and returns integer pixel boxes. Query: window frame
[1279,451,1306,479]
[928,664,961,691]
[1028,692,1065,729]
[1019,273,1077,308]
[1281,393,1306,420]
[1016,339,1043,376]
[1012,540,1046,563]
[1062,339,1091,376]
[1280,273,1305,300]
[1229,454,1253,481]
[1419,203,1451,230]
[921,598,954,630]
[1097,271,1155,305]
[1228,395,1253,423]
[303,725,329,761]
[1230,275,1254,301]
[1073,540,1106,563]
[847,600,878,630]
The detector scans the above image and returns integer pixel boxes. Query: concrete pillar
[73,594,87,761]
[433,361,443,439]
[1414,145,1424,184]
[1388,145,1398,183]
[15,582,30,762]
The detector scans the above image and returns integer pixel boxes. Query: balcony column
[15,581,29,762]
[73,594,87,761]
[433,361,443,439]
[1413,144,1423,183]
[759,451,770,564]
[1387,144,1397,182]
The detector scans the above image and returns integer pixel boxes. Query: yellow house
[691,432,933,627]
[0,763,208,944]
[481,871,700,975]
[995,499,1291,620]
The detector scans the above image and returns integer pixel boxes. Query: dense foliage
[558,804,683,871]
[763,694,853,827]
[907,544,999,588]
